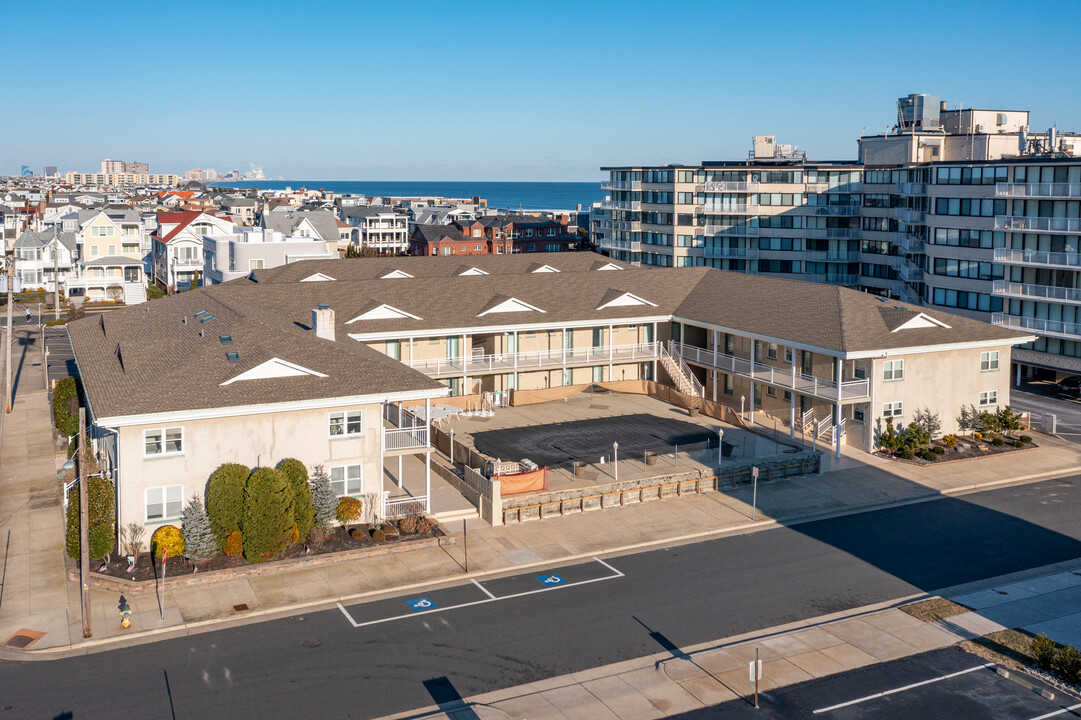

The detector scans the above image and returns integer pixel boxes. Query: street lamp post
[449,428,455,466]
[613,441,619,482]
[717,428,724,466]
[740,394,746,421]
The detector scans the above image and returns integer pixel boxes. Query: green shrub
[941,434,957,448]
[1053,645,1081,684]
[1019,435,1032,444]
[242,467,295,563]
[152,525,185,559]
[992,437,1005,446]
[337,496,363,525]
[277,458,315,541]
[224,530,243,556]
[372,528,386,542]
[207,463,250,552]
[899,448,916,460]
[918,449,937,462]
[147,284,164,300]
[52,376,80,436]
[931,446,945,455]
[1032,632,1056,670]
[65,477,116,561]
[181,494,216,561]
[310,465,338,529]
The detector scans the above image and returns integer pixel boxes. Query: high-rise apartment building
[594,94,1081,382]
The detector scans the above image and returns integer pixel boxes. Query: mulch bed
[877,435,1037,465]
[99,523,440,582]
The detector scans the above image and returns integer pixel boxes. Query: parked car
[1056,375,1081,399]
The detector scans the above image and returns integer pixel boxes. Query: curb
[5,464,1080,661]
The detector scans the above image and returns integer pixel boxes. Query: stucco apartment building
[409,215,579,256]
[69,253,1029,535]
[595,93,1081,382]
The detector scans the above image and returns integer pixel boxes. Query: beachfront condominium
[595,94,1081,383]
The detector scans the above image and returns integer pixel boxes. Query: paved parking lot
[1012,383,1081,445]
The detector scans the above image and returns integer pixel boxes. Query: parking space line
[337,601,359,627]
[342,558,623,629]
[471,579,496,599]
[1026,701,1081,720]
[812,663,995,714]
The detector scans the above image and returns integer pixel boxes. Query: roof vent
[199,314,215,324]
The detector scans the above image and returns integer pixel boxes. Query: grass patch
[901,597,970,623]
[961,628,1039,670]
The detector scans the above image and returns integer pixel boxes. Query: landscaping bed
[877,434,1037,465]
[75,519,450,593]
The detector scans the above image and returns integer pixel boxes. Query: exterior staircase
[659,341,704,397]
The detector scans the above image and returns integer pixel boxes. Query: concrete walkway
[1,324,1080,658]
[371,560,1081,720]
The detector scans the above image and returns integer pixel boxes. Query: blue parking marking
[536,574,565,586]
[406,597,436,611]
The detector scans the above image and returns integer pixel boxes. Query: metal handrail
[995,182,1081,199]
[995,216,1081,233]
[408,342,662,376]
[993,248,1081,269]
[661,341,704,397]
[992,281,1081,303]
[992,313,1081,340]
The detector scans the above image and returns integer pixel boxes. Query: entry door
[801,350,813,376]
[446,336,460,360]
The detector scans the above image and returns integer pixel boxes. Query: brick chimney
[312,304,335,341]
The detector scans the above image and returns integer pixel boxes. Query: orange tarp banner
[497,467,548,495]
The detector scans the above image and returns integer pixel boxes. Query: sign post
[160,548,167,620]
[749,647,762,708]
[751,466,759,521]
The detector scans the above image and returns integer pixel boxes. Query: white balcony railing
[702,203,757,214]
[993,248,1081,269]
[992,281,1081,304]
[893,182,927,194]
[172,257,202,267]
[892,208,926,224]
[892,233,925,254]
[996,183,1081,199]
[702,224,759,237]
[611,240,641,252]
[612,199,642,212]
[813,205,860,217]
[671,341,870,401]
[802,273,860,286]
[992,313,1081,341]
[805,227,860,239]
[407,342,662,377]
[605,180,641,191]
[702,181,758,193]
[996,216,1081,234]
[704,245,758,259]
[383,426,429,452]
[804,250,861,263]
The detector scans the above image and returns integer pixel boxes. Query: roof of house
[262,210,339,242]
[14,229,77,252]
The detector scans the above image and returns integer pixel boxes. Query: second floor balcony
[996,182,1081,199]
[993,280,1081,305]
[996,216,1081,234]
[993,248,1081,269]
[407,342,663,377]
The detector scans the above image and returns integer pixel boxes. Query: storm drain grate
[233,604,249,612]
[4,629,45,649]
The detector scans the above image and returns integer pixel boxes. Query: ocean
[210,181,606,211]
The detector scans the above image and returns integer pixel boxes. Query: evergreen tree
[65,477,116,561]
[242,467,295,563]
[207,462,250,551]
[310,464,338,529]
[181,493,216,561]
[277,458,315,540]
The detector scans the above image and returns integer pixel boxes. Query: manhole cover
[4,629,45,649]
[233,604,249,612]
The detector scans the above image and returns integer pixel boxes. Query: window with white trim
[979,390,998,407]
[980,351,999,371]
[146,485,183,521]
[144,427,183,456]
[883,359,904,381]
[329,465,363,496]
[329,409,363,438]
[882,401,903,419]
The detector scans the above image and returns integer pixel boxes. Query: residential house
[151,210,234,292]
[69,208,149,303]
[342,207,409,255]
[13,229,77,293]
[202,227,338,285]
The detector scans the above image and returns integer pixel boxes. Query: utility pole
[78,407,92,638]
[5,252,13,413]
[53,224,60,321]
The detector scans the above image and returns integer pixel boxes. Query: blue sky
[3,0,1079,181]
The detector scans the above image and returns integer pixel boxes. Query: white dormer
[891,312,952,332]
[459,267,490,276]
[346,304,422,323]
[219,358,328,386]
[478,297,546,316]
[380,269,414,279]
[300,272,336,282]
[596,262,623,271]
[596,291,658,310]
[531,265,560,273]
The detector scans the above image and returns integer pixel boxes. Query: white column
[409,337,414,365]
[652,321,658,381]
[789,354,797,439]
[397,454,402,488]
[835,357,843,460]
[425,446,431,514]
[712,370,717,402]
[462,333,468,395]
[608,323,614,379]
[1015,362,1021,387]
[749,339,755,424]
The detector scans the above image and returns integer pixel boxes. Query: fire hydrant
[118,594,132,629]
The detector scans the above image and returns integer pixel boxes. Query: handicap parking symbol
[406,597,436,611]
[537,574,565,586]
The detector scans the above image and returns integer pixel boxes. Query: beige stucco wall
[115,401,384,533]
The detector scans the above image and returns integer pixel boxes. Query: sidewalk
[369,559,1081,720]
[1,325,1080,657]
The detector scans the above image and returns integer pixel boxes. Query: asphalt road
[2,476,1080,719]
[1011,385,1081,445]
[666,646,1066,719]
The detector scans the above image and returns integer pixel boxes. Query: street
[1012,384,1081,445]
[1,475,1079,719]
